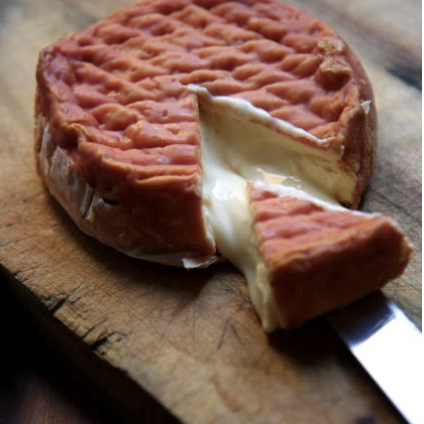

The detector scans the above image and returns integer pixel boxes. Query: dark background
[0,268,113,424]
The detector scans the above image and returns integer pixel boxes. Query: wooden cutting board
[0,0,421,423]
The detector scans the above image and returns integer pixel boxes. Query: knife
[326,292,423,424]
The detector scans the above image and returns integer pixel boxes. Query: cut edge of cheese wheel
[198,101,412,331]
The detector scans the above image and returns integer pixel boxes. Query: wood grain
[0,1,421,423]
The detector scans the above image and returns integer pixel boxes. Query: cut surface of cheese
[198,98,411,330]
[34,0,411,330]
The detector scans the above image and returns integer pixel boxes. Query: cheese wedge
[34,0,411,330]
[197,94,411,330]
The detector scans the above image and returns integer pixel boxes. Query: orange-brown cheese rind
[35,0,377,264]
[249,184,412,329]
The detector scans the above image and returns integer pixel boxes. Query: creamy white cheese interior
[197,92,348,332]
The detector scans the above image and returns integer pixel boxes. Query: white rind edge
[188,84,336,145]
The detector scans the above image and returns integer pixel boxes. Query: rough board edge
[0,264,181,424]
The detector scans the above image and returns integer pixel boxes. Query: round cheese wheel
[35,0,410,330]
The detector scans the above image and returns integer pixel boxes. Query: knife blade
[326,292,423,424]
